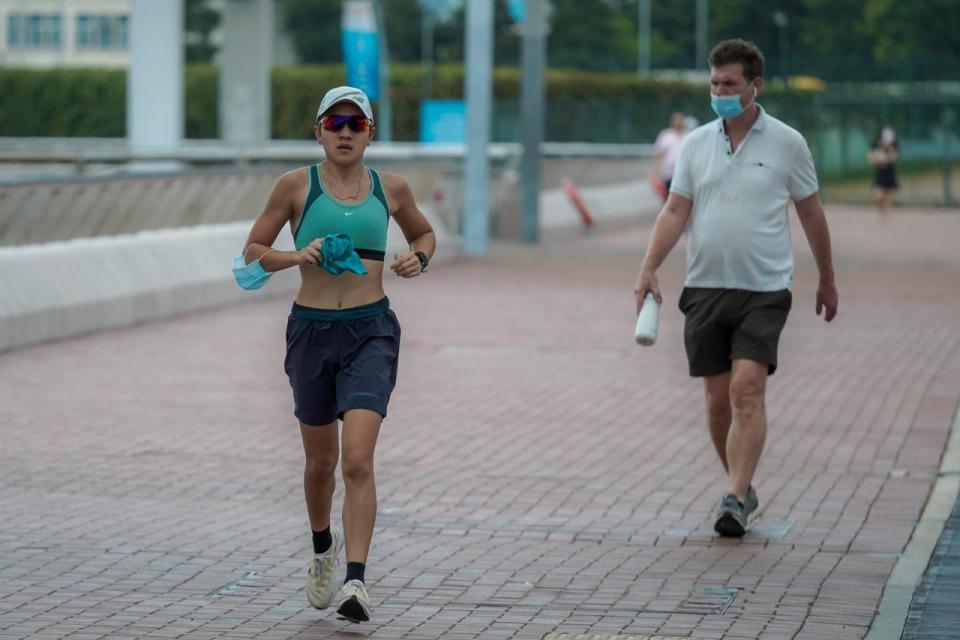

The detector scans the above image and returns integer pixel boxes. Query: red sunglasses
[319,114,371,133]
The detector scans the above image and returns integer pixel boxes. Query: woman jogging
[234,86,435,623]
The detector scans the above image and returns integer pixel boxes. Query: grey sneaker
[714,493,747,537]
[336,579,371,623]
[306,526,343,609]
[743,485,760,528]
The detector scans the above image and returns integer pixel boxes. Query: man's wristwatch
[414,250,429,272]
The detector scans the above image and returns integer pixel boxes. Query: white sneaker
[336,579,371,623]
[305,526,343,609]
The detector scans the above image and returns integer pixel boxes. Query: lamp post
[371,0,392,141]
[463,0,493,255]
[773,11,788,79]
[695,0,708,70]
[637,0,650,74]
[129,0,184,152]
[520,0,547,244]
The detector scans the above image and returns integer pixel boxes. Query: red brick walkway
[2,205,959,639]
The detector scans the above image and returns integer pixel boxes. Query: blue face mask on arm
[232,247,275,290]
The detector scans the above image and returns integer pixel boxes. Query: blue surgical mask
[232,251,273,290]
[710,86,756,119]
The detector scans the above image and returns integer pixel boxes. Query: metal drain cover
[750,519,795,540]
[207,571,261,597]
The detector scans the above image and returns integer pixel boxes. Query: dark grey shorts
[284,297,400,426]
[678,287,792,377]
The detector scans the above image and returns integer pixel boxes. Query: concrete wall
[0,222,280,352]
[0,154,659,353]
[0,205,456,353]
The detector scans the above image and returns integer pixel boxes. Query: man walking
[634,39,838,537]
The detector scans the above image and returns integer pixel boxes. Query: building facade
[1,0,132,68]
[0,0,297,69]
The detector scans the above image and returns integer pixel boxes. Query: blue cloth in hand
[320,233,368,276]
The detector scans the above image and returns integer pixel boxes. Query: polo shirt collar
[715,104,767,133]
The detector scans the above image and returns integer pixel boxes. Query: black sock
[345,562,365,584]
[312,527,332,555]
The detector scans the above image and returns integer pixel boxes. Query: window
[77,15,90,47]
[76,14,128,50]
[7,13,61,49]
[7,15,20,47]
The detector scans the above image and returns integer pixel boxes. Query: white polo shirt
[670,106,819,292]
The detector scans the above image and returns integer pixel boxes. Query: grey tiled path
[2,205,960,639]
[902,491,960,640]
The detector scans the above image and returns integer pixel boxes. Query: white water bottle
[634,292,660,346]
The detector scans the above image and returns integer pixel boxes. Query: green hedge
[185,64,218,138]
[0,68,126,137]
[0,65,219,138]
[0,63,819,143]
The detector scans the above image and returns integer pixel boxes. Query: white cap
[316,86,374,121]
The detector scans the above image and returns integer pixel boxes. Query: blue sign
[420,100,466,143]
[342,31,380,99]
[507,1,553,26]
[342,1,380,100]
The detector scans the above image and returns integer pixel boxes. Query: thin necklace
[321,162,364,200]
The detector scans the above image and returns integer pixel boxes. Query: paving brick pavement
[2,205,959,640]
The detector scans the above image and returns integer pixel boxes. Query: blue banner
[341,30,380,100]
[506,0,524,23]
[341,0,380,100]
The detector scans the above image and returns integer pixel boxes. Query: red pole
[562,178,595,227]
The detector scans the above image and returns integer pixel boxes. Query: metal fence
[810,93,959,207]
[0,140,654,246]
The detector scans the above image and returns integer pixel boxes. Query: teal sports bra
[293,165,390,260]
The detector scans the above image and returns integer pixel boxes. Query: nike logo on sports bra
[344,211,355,216]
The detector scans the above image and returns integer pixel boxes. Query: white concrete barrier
[0,207,455,353]
[541,180,662,229]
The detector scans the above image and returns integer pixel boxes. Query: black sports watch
[414,250,429,272]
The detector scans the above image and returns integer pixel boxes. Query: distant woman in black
[868,126,898,216]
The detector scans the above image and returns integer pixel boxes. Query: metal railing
[0,140,655,246]
[0,138,652,177]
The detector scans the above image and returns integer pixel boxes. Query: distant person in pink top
[651,112,689,201]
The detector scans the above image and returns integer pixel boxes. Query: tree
[546,0,635,71]
[185,0,220,63]
[862,0,960,80]
[793,0,873,81]
[381,0,423,62]
[276,0,960,82]
[282,0,447,64]
[281,0,343,63]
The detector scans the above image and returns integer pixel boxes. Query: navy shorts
[284,297,401,426]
